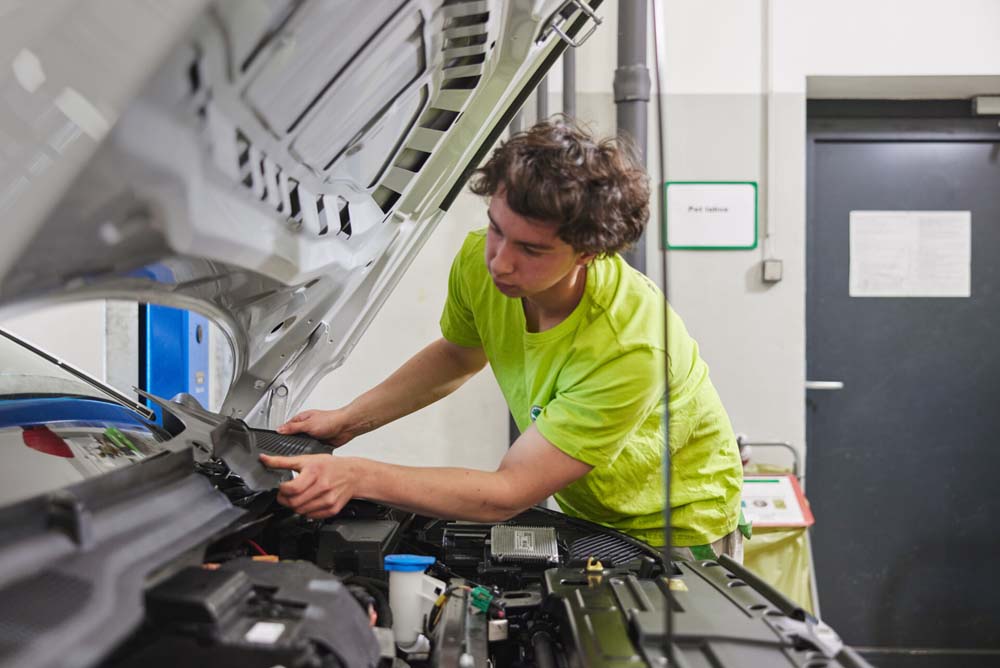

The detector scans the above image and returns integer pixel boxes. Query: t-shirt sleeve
[439,236,483,347]
[534,347,665,467]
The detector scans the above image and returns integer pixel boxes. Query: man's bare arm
[277,337,486,445]
[261,425,593,522]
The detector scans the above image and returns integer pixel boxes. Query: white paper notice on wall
[849,211,971,298]
[665,182,757,249]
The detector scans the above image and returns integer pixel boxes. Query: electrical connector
[470,586,494,613]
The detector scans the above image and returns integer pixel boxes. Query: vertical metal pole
[536,75,549,122]
[650,2,674,662]
[615,0,651,273]
[510,108,524,134]
[562,48,576,119]
[507,87,528,445]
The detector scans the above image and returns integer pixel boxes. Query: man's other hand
[276,408,356,447]
[259,453,361,519]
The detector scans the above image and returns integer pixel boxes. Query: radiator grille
[251,430,329,457]
[569,533,645,567]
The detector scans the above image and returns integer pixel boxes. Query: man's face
[485,188,591,300]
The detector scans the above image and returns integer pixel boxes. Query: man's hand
[277,409,357,447]
[260,453,363,519]
[262,425,592,523]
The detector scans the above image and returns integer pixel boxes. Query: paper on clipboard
[741,474,814,528]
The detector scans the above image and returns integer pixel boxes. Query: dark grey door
[807,101,1000,668]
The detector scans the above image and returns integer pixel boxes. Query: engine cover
[108,559,379,668]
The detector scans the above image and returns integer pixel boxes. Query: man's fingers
[266,452,352,519]
[259,453,306,472]
[276,411,314,434]
[274,489,341,518]
[274,483,326,512]
[278,480,329,510]
[276,421,303,434]
[278,466,316,496]
[270,455,335,508]
[296,492,344,517]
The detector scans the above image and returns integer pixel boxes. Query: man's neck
[522,265,587,333]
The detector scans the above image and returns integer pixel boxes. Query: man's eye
[522,247,541,257]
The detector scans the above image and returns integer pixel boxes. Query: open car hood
[0,0,601,425]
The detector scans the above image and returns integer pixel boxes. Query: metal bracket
[737,438,801,479]
[265,383,290,427]
[539,0,603,48]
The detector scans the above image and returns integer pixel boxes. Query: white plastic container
[384,554,445,645]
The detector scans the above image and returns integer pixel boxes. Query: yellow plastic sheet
[743,526,814,614]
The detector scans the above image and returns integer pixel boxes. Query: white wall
[655,0,796,460]
[772,0,1000,93]
[0,301,107,382]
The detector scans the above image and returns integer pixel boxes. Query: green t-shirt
[439,230,742,546]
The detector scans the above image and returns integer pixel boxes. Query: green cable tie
[105,427,142,456]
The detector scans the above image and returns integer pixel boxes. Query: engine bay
[100,453,861,668]
[110,454,666,668]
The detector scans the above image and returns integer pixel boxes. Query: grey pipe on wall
[563,48,576,119]
[615,0,651,273]
[536,75,549,121]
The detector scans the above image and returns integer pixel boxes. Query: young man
[260,120,744,558]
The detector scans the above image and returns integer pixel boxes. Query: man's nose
[491,241,515,275]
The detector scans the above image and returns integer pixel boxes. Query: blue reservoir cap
[384,554,436,572]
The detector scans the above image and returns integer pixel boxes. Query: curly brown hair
[469,117,649,256]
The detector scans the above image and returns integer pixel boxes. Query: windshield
[0,334,171,507]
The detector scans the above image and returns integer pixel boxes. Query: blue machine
[139,305,210,424]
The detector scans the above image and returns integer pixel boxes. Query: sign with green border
[664,181,758,250]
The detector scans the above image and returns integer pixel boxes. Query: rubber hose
[532,631,558,668]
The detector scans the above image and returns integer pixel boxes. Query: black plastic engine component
[212,420,333,491]
[109,559,380,668]
[544,560,866,668]
[568,532,645,567]
[442,524,490,569]
[316,519,401,577]
[145,567,252,625]
[249,427,333,458]
[136,389,332,492]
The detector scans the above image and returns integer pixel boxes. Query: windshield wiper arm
[0,329,156,421]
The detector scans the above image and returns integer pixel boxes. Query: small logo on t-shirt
[529,405,543,422]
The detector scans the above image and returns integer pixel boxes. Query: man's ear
[577,252,597,266]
